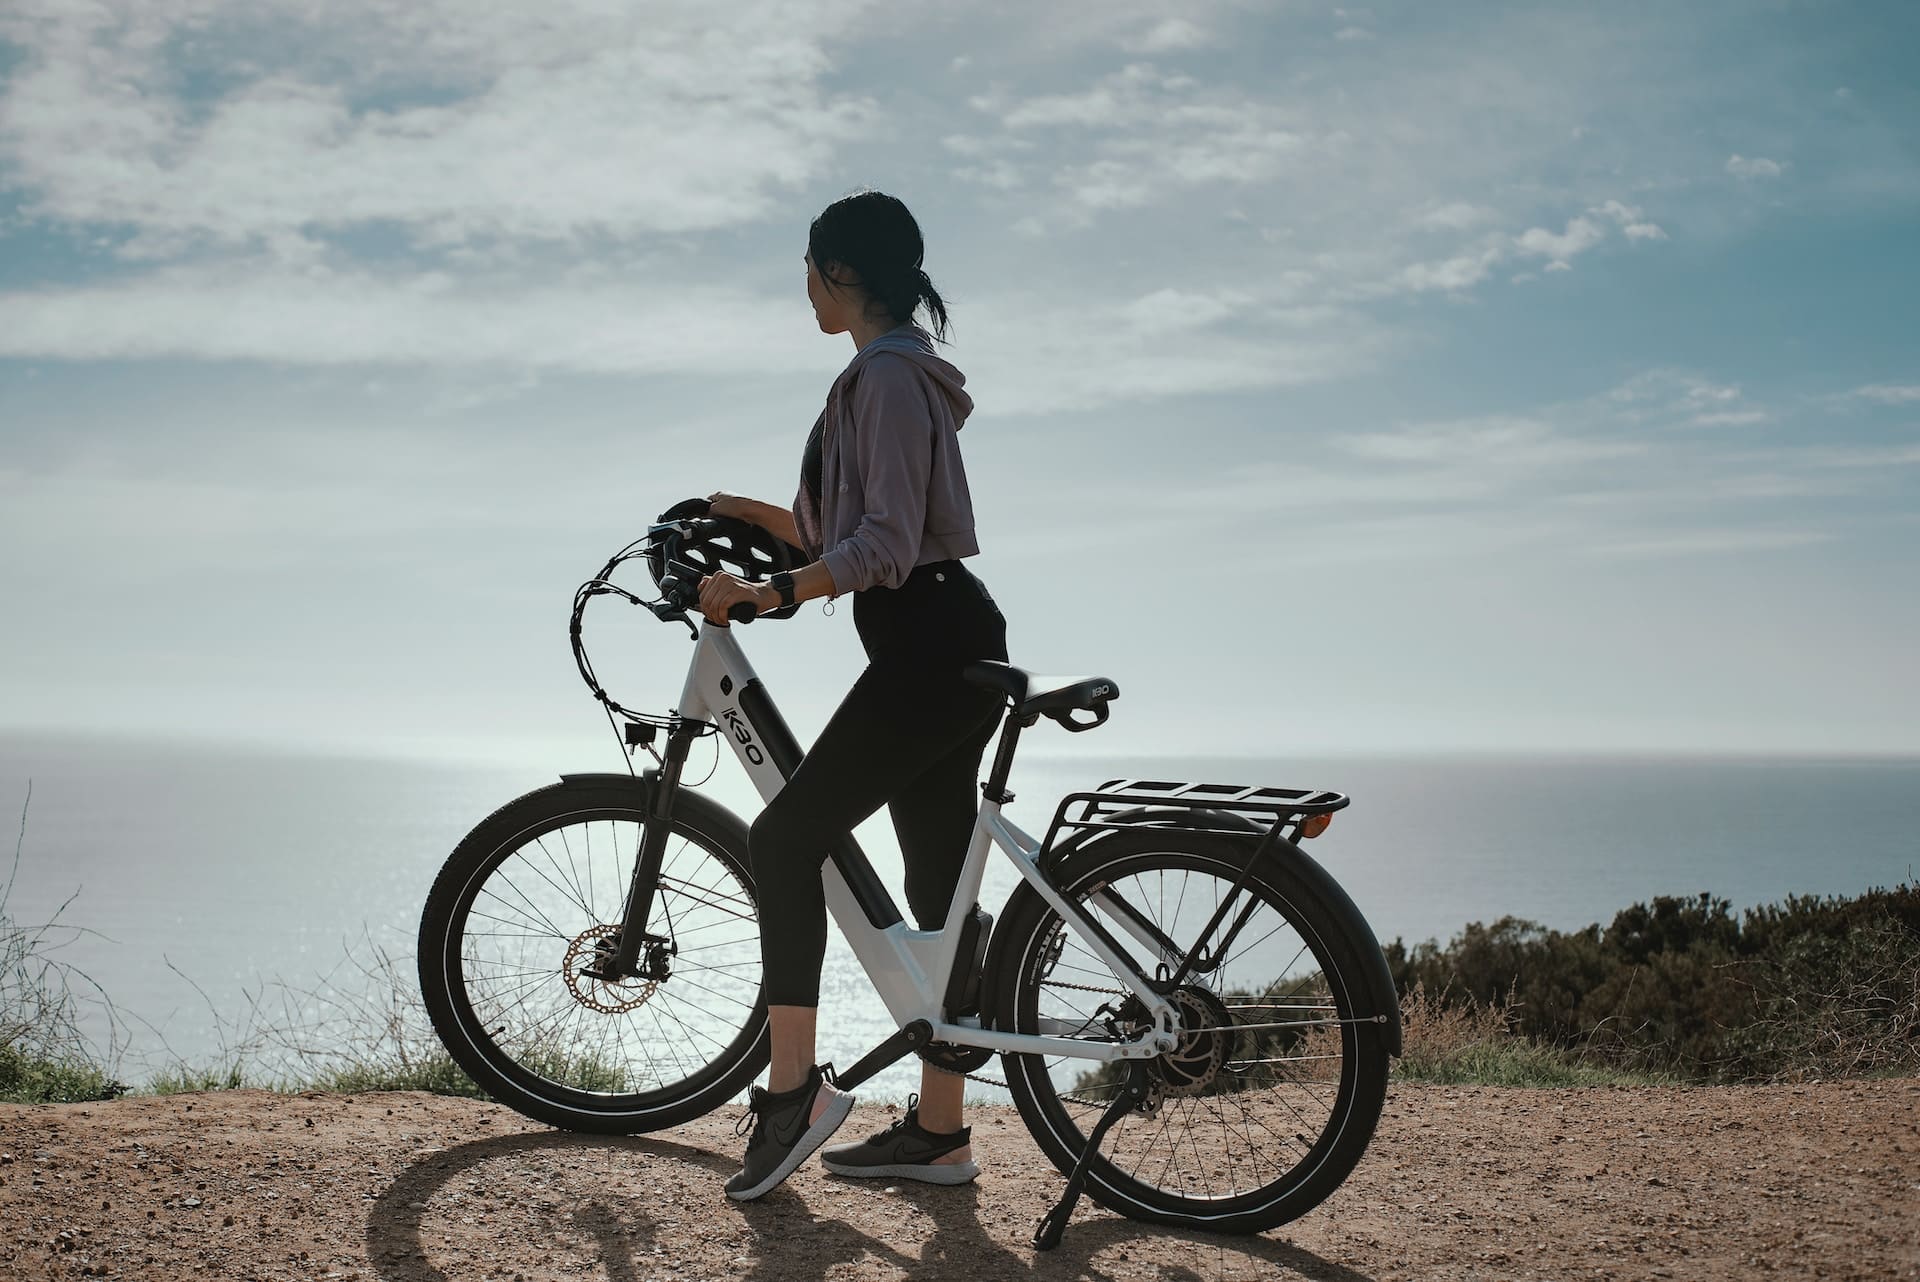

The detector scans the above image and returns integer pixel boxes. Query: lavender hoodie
[793,323,980,594]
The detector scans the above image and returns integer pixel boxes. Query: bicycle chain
[1041,978,1127,996]
[930,977,1133,1091]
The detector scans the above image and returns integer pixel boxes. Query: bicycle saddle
[963,660,1118,732]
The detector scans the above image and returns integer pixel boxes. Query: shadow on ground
[369,1130,1376,1282]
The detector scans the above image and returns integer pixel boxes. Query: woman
[696,190,1009,1202]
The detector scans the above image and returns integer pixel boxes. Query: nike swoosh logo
[770,1100,813,1147]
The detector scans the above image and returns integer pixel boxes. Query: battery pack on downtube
[609,719,705,978]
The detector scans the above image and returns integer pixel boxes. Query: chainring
[919,1039,996,1074]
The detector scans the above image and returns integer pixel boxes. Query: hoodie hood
[831,322,973,429]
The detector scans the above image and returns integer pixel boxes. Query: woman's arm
[695,559,837,625]
[708,492,800,549]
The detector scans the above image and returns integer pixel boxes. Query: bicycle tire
[418,776,768,1133]
[992,827,1390,1233]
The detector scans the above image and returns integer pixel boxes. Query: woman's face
[805,252,859,335]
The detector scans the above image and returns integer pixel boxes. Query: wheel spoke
[1005,836,1384,1222]
[429,792,767,1116]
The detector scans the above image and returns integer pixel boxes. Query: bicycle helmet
[645,498,803,620]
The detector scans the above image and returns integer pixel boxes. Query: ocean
[3,731,1914,1105]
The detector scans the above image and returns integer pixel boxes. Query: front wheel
[992,827,1392,1234]
[417,776,768,1133]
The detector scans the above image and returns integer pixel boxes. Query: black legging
[749,560,1008,1007]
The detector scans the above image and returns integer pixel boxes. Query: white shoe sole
[819,1156,980,1185]
[724,1086,855,1202]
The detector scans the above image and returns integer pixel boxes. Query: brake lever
[643,599,699,640]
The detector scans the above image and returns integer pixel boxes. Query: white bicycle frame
[674,622,1179,1063]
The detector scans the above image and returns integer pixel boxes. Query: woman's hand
[696,572,777,626]
[708,492,802,549]
[707,491,759,523]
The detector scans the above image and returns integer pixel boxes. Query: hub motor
[1150,984,1237,1096]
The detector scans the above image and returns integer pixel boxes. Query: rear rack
[1038,777,1351,854]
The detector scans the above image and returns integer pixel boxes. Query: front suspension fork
[606,719,705,980]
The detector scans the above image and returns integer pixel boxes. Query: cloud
[1341,415,1644,469]
[968,64,1314,212]
[1851,383,1920,405]
[1512,201,1665,269]
[1605,370,1769,427]
[1795,445,1920,469]
[1412,202,1500,232]
[1594,530,1831,558]
[1726,154,1785,179]
[1397,243,1503,293]
[1124,18,1211,52]
[1594,199,1668,240]
[0,0,875,256]
[0,262,827,374]
[0,266,1377,415]
[1397,200,1663,293]
[961,289,1381,414]
[1514,214,1608,264]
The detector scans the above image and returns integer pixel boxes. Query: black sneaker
[723,1065,854,1202]
[820,1094,979,1185]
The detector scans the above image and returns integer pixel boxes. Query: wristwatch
[770,571,796,609]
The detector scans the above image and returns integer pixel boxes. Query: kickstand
[1033,1060,1152,1252]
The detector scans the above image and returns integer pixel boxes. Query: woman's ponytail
[808,191,951,342]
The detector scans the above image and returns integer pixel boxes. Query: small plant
[1,787,127,1103]
[147,1063,249,1095]
[1392,981,1658,1087]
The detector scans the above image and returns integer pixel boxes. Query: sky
[2,0,1918,770]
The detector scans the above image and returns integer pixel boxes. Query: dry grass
[1,788,128,1102]
[1393,981,1659,1086]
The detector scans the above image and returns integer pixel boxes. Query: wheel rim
[442,807,764,1111]
[1015,847,1362,1213]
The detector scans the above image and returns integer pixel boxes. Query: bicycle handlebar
[659,559,759,626]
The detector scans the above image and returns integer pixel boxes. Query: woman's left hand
[696,572,776,626]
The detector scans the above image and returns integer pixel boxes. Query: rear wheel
[418,777,767,1132]
[993,828,1390,1233]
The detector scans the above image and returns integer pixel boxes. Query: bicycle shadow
[867,1177,1379,1282]
[365,1129,717,1282]
[367,1130,1374,1282]
[366,1128,922,1282]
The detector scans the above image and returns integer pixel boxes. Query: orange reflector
[1299,813,1333,840]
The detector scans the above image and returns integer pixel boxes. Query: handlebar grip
[727,600,758,625]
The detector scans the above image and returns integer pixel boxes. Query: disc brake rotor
[562,924,659,1014]
[1152,984,1236,1096]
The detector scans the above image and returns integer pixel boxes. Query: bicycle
[418,501,1403,1249]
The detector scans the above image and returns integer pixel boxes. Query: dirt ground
[2,1079,1916,1282]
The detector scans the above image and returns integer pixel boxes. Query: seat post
[981,711,1032,805]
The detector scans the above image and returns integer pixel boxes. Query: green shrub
[0,1041,125,1104]
[1385,884,1920,1082]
